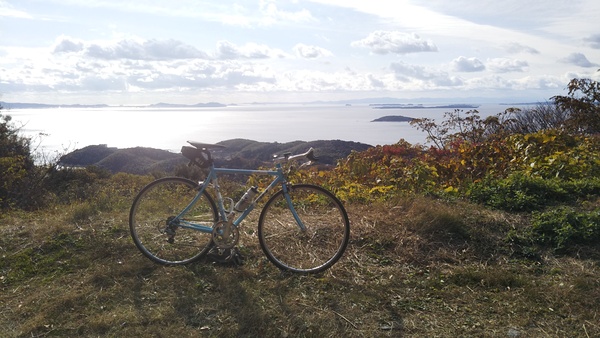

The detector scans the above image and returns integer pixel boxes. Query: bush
[562,177,600,197]
[43,166,112,204]
[468,173,570,212]
[507,130,600,180]
[529,207,600,250]
[0,112,35,209]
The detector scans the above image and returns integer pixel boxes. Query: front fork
[282,183,307,232]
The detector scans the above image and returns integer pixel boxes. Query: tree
[552,76,600,134]
[0,108,36,209]
[409,109,512,149]
[503,102,569,134]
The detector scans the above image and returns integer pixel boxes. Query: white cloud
[86,39,207,60]
[119,61,277,90]
[259,0,315,25]
[351,31,438,55]
[79,75,128,91]
[408,0,576,22]
[367,74,385,88]
[0,1,33,18]
[293,44,333,59]
[452,57,485,72]
[462,75,514,91]
[504,42,540,54]
[275,69,391,92]
[215,41,288,60]
[487,58,529,73]
[53,37,85,53]
[2,0,598,104]
[583,34,600,49]
[215,41,242,60]
[390,61,462,87]
[52,37,208,61]
[559,53,599,68]
[0,40,278,96]
[512,75,563,91]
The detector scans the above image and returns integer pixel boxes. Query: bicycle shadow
[183,259,275,336]
[181,255,405,336]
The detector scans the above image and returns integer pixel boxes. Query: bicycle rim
[129,177,217,265]
[258,184,350,273]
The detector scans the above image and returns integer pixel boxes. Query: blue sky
[1,0,599,105]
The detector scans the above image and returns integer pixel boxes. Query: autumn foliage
[316,129,600,202]
[310,77,600,202]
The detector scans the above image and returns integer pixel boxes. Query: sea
[6,103,521,154]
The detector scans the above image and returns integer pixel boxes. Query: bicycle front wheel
[258,184,350,274]
[129,177,218,265]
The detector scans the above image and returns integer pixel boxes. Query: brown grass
[1,196,599,337]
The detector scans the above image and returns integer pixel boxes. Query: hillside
[59,139,372,174]
[3,77,600,337]
[2,190,598,337]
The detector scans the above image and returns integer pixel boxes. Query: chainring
[212,221,239,249]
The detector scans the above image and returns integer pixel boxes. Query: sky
[1,0,599,105]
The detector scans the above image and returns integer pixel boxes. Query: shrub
[43,166,111,204]
[507,130,600,179]
[529,207,600,250]
[468,173,570,212]
[0,113,35,209]
[562,177,600,197]
[405,197,470,239]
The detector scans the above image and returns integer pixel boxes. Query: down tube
[282,185,307,231]
[233,170,285,226]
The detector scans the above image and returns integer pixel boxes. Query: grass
[1,196,599,337]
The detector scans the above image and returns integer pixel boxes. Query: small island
[370,103,479,109]
[371,115,414,122]
[148,102,226,108]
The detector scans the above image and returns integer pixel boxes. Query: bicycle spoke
[129,177,217,265]
[258,184,350,273]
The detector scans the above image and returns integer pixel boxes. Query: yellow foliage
[322,129,600,203]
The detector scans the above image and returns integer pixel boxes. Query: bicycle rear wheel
[258,184,350,274]
[129,177,218,265]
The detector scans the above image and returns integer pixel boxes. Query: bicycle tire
[258,184,350,273]
[129,177,218,265]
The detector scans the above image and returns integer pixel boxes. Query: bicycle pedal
[229,247,245,266]
[207,247,244,265]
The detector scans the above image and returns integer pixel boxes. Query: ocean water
[8,103,511,153]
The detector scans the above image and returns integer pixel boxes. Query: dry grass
[1,196,599,337]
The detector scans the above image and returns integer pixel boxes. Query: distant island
[1,100,488,110]
[0,102,110,109]
[370,103,479,109]
[0,101,227,109]
[371,115,414,122]
[499,102,549,106]
[148,102,226,108]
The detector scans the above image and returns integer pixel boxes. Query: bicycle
[129,141,350,274]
